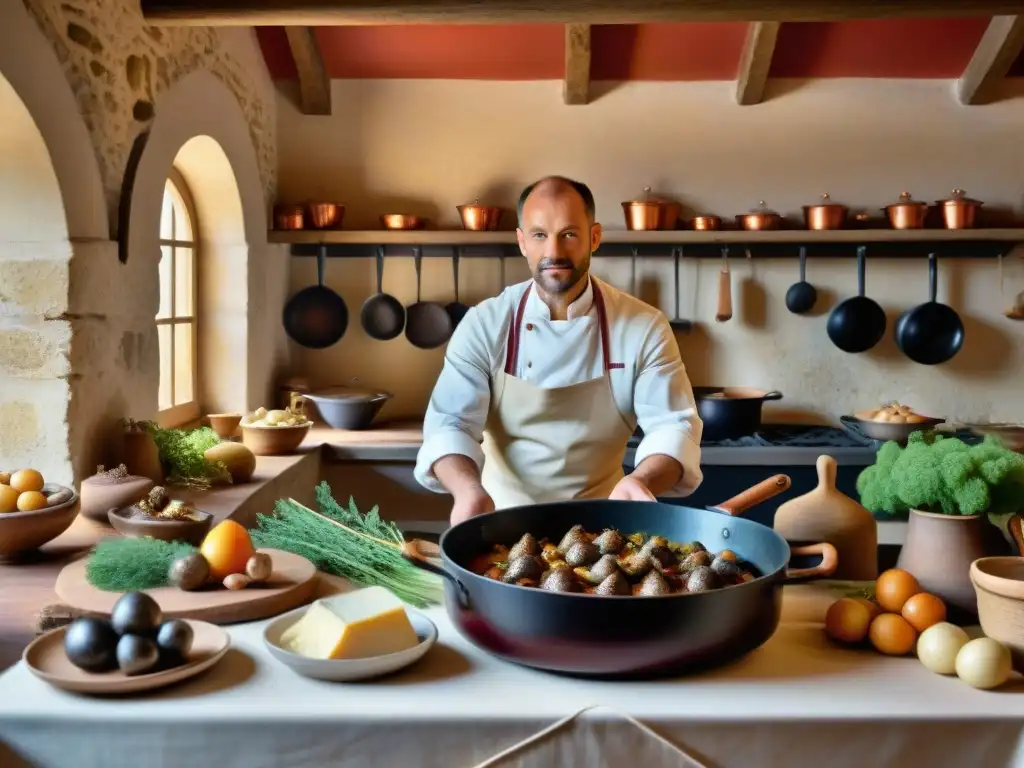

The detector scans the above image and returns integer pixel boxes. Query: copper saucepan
[936,189,983,230]
[691,215,722,231]
[622,186,681,231]
[380,214,428,230]
[802,193,848,230]
[883,192,929,230]
[457,200,503,231]
[736,201,782,231]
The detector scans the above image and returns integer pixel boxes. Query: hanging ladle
[670,247,693,332]
[785,246,817,314]
[715,246,732,323]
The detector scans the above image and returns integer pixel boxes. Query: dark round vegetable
[110,592,163,637]
[155,620,194,665]
[565,540,600,567]
[503,555,544,584]
[596,571,630,596]
[508,533,539,561]
[169,553,210,591]
[116,634,160,676]
[64,617,119,673]
[541,566,582,593]
[686,565,722,593]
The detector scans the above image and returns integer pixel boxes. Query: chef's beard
[533,252,591,295]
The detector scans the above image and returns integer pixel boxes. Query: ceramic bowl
[843,415,945,443]
[262,603,437,681]
[0,483,80,558]
[207,412,243,440]
[241,422,312,456]
[107,504,213,545]
[970,556,1024,673]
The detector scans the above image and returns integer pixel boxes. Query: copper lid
[936,188,983,206]
[802,192,847,210]
[886,191,928,208]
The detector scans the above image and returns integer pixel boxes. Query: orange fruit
[852,597,883,620]
[901,592,947,633]
[869,613,918,656]
[10,469,44,494]
[874,568,922,613]
[824,598,873,644]
[16,491,48,511]
[199,520,256,580]
[0,485,19,514]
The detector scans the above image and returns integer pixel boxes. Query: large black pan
[405,246,453,349]
[360,247,405,341]
[893,252,964,365]
[406,475,838,679]
[826,245,886,353]
[283,246,348,349]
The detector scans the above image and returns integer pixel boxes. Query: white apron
[480,280,636,509]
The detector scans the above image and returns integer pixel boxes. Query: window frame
[156,168,200,429]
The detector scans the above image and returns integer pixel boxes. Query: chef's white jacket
[414,274,704,497]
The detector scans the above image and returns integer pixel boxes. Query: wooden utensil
[773,454,878,580]
[24,619,230,695]
[715,246,732,323]
[54,548,318,624]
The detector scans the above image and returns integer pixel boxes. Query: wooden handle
[715,266,733,323]
[1008,514,1024,556]
[786,542,839,581]
[711,474,791,517]
[815,454,838,489]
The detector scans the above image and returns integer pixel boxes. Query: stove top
[630,422,981,449]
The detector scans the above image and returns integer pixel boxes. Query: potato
[204,442,257,483]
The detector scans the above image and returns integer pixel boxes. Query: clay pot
[971,556,1024,673]
[896,509,993,619]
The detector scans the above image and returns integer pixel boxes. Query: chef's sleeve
[631,313,703,497]
[414,306,493,493]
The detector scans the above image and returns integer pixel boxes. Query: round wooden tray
[55,548,318,625]
[25,619,230,695]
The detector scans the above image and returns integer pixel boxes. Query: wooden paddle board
[54,548,318,625]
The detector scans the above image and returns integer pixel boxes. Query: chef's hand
[450,485,495,526]
[609,475,658,502]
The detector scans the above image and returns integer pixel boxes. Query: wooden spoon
[715,246,733,323]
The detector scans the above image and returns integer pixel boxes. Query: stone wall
[23,0,277,225]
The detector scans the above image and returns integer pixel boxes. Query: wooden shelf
[269,228,1024,247]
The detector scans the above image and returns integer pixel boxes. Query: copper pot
[307,202,345,229]
[936,189,983,230]
[621,187,681,231]
[736,201,782,231]
[883,192,929,230]
[802,193,848,230]
[457,200,503,231]
[380,214,427,230]
[691,215,721,231]
[274,204,305,231]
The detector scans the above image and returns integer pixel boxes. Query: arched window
[156,170,199,427]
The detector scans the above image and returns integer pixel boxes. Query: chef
[414,175,703,525]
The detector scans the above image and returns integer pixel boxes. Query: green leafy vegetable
[251,482,443,608]
[856,432,1024,519]
[144,422,228,488]
[85,537,198,591]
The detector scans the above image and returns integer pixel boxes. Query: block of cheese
[279,586,421,660]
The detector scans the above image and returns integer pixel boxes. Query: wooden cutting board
[54,548,318,625]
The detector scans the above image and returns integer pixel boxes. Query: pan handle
[400,540,471,608]
[709,474,791,517]
[785,542,839,581]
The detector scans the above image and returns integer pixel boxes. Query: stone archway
[0,1,109,486]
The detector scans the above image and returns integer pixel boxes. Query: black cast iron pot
[693,387,783,441]
[406,474,837,679]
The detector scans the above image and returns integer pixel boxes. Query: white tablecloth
[2,585,1023,768]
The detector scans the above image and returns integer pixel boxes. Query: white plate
[262,603,437,682]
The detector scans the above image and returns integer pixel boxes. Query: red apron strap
[504,283,532,375]
[504,279,622,375]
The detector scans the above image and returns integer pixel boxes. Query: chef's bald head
[516,176,596,225]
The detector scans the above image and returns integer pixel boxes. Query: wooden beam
[957,15,1024,106]
[140,0,1024,26]
[564,24,591,105]
[285,27,331,115]
[736,21,780,105]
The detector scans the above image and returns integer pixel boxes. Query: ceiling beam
[957,15,1024,106]
[140,0,1024,26]
[736,21,780,105]
[564,24,591,105]
[285,27,332,115]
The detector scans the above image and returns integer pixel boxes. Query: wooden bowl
[0,483,80,558]
[970,556,1024,673]
[207,412,242,440]
[241,422,312,456]
[107,504,213,546]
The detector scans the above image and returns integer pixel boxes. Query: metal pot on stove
[693,387,783,442]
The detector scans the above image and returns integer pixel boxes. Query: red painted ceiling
[256,18,1021,82]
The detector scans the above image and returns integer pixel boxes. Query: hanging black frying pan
[826,245,886,353]
[282,245,348,349]
[402,474,839,679]
[360,246,405,341]
[445,247,471,328]
[405,246,453,349]
[894,252,965,365]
